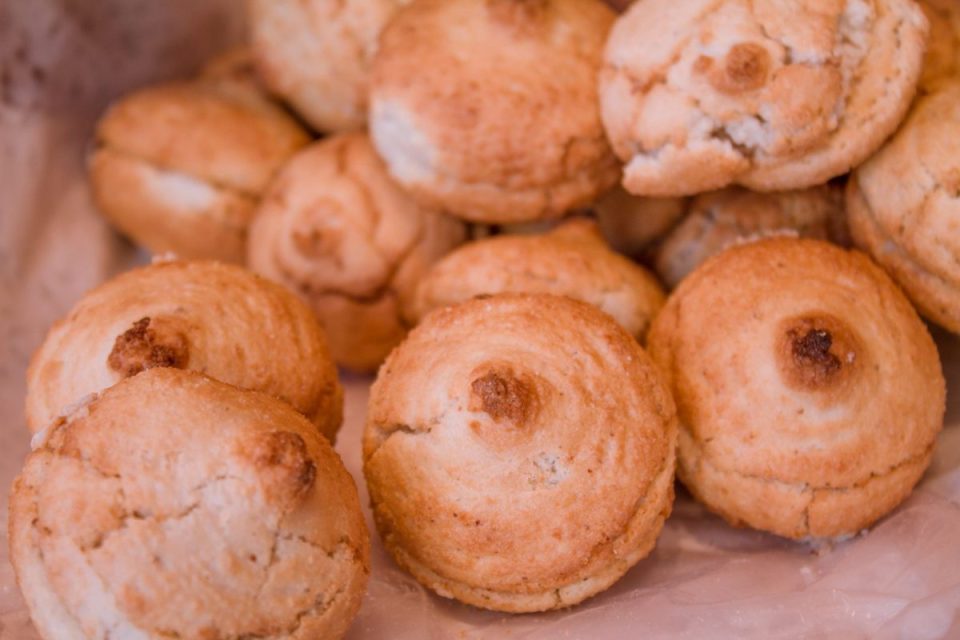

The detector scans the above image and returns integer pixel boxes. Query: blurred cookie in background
[89,77,310,263]
[248,0,410,133]
[655,184,846,289]
[247,132,467,372]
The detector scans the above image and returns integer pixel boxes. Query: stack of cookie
[9,0,958,635]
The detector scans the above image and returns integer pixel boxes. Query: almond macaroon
[369,0,620,223]
[600,0,929,196]
[90,78,310,262]
[648,238,944,540]
[364,294,676,611]
[26,260,343,442]
[247,132,467,372]
[11,368,369,640]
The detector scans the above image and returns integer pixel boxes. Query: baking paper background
[1,2,958,637]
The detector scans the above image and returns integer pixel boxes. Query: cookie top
[249,0,409,132]
[600,0,929,196]
[412,219,665,340]
[655,184,845,288]
[247,133,466,371]
[649,237,943,500]
[369,0,619,223]
[95,78,310,195]
[847,81,960,330]
[364,293,676,611]
[26,260,343,441]
[11,368,369,640]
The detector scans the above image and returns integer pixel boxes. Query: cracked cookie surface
[369,0,620,223]
[26,260,343,442]
[363,293,677,611]
[847,81,960,334]
[11,368,369,640]
[247,133,467,372]
[648,238,944,539]
[600,0,929,196]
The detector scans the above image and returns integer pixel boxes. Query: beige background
[1,1,958,637]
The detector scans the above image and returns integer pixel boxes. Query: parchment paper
[1,2,958,638]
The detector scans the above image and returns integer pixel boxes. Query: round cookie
[919,0,960,92]
[248,0,409,132]
[655,184,846,288]
[247,133,467,372]
[369,0,619,223]
[847,82,960,334]
[26,260,343,441]
[593,186,688,258]
[600,0,929,196]
[11,368,369,640]
[364,294,677,612]
[412,219,666,340]
[648,238,944,540]
[90,78,311,263]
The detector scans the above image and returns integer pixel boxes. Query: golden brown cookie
[89,78,311,263]
[648,238,944,540]
[847,82,960,334]
[364,293,677,612]
[412,219,665,340]
[26,260,343,441]
[655,184,846,288]
[593,186,688,258]
[248,0,409,132]
[919,0,960,92]
[369,0,619,223]
[600,0,929,196]
[247,133,467,372]
[11,368,369,640]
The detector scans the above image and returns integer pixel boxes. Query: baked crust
[11,368,369,640]
[655,184,846,288]
[919,0,960,92]
[846,81,960,333]
[593,186,688,258]
[363,293,677,611]
[648,238,944,539]
[600,0,929,196]
[26,260,343,441]
[369,0,620,223]
[249,0,410,132]
[412,218,665,340]
[90,78,310,262]
[247,133,467,372]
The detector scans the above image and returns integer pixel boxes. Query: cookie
[247,133,467,372]
[90,79,310,262]
[648,238,944,539]
[369,0,619,223]
[412,219,665,340]
[655,184,846,288]
[847,81,960,333]
[248,0,409,132]
[364,293,677,611]
[11,368,369,640]
[600,0,929,196]
[26,260,343,441]
[919,0,960,92]
[593,186,688,258]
